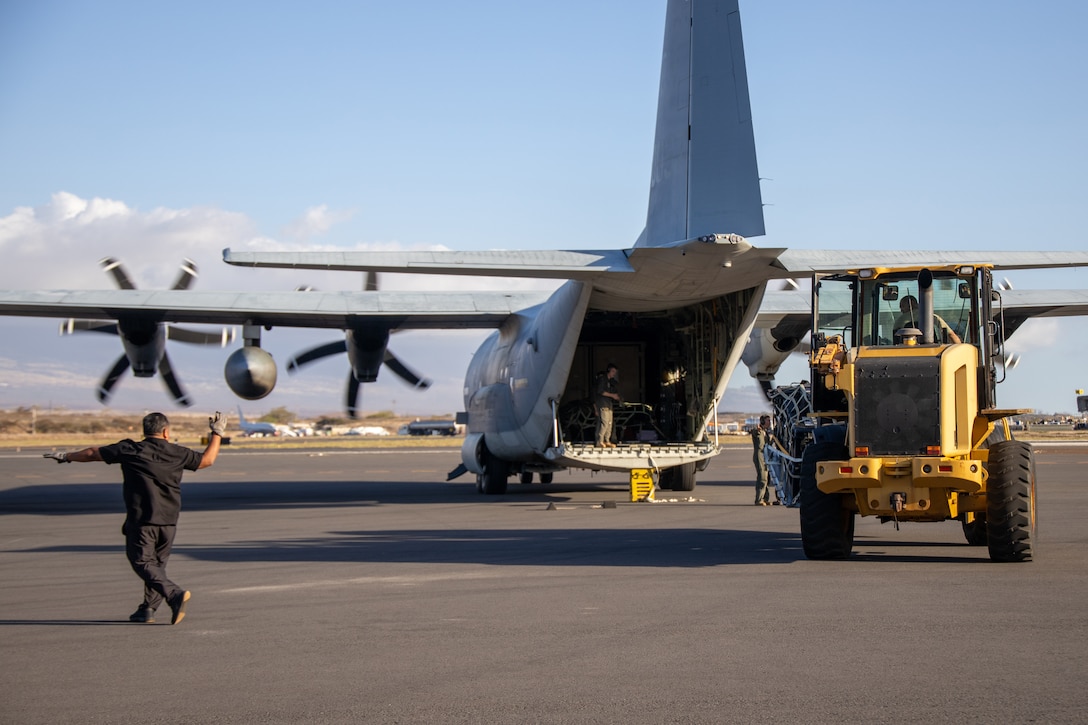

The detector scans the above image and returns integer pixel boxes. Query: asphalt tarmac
[2,443,1086,724]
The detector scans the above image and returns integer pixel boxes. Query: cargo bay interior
[558,292,755,445]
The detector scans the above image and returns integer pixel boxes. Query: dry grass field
[2,408,1083,452]
[0,409,462,451]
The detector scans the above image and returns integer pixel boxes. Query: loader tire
[961,514,988,546]
[985,440,1035,562]
[799,442,854,560]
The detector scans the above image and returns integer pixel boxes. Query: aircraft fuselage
[459,272,766,488]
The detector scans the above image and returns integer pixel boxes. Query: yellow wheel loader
[793,264,1035,562]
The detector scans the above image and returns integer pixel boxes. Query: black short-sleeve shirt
[99,438,202,525]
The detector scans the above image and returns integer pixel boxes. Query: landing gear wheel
[799,442,854,560]
[985,440,1035,562]
[961,513,988,546]
[520,472,533,484]
[478,448,509,495]
[540,472,553,484]
[659,462,696,492]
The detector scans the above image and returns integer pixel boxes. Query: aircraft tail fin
[236,405,246,425]
[637,0,764,248]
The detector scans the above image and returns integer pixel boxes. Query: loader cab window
[812,276,855,349]
[865,273,974,347]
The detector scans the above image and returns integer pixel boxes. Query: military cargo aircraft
[1,0,1086,494]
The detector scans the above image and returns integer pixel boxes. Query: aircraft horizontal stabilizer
[223,249,634,279]
[776,249,1088,275]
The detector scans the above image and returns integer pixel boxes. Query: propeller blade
[383,350,432,390]
[97,355,130,403]
[345,373,361,419]
[158,352,192,407]
[78,257,219,407]
[171,258,199,291]
[61,319,118,336]
[1005,352,1022,370]
[167,325,236,347]
[100,257,136,290]
[287,340,348,373]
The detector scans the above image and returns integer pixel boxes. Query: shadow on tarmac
[0,620,134,627]
[2,475,989,565]
[11,527,804,566]
[0,477,749,516]
[12,527,988,567]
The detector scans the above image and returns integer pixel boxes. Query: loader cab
[811,266,1002,413]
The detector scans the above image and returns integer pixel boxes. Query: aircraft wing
[775,249,1088,274]
[3,284,1081,336]
[1001,289,1088,337]
[755,289,810,324]
[0,289,553,330]
[742,287,1088,389]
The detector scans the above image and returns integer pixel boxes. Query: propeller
[288,271,431,418]
[61,257,235,407]
[288,332,432,418]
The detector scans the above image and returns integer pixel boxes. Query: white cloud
[1004,318,1059,352]
[281,204,356,241]
[0,193,260,290]
[0,193,561,414]
[0,192,563,295]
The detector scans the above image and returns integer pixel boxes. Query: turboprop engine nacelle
[117,320,167,377]
[742,326,803,387]
[225,346,278,400]
[346,327,390,383]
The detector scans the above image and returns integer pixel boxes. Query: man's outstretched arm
[43,447,103,464]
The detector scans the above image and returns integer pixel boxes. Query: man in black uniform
[44,411,225,624]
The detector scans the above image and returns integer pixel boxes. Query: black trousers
[123,521,182,610]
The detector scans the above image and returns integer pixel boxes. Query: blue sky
[1,1,1085,418]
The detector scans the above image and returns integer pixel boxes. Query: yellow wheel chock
[629,468,654,502]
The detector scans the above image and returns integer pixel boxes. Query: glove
[209,411,227,437]
[43,452,69,464]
